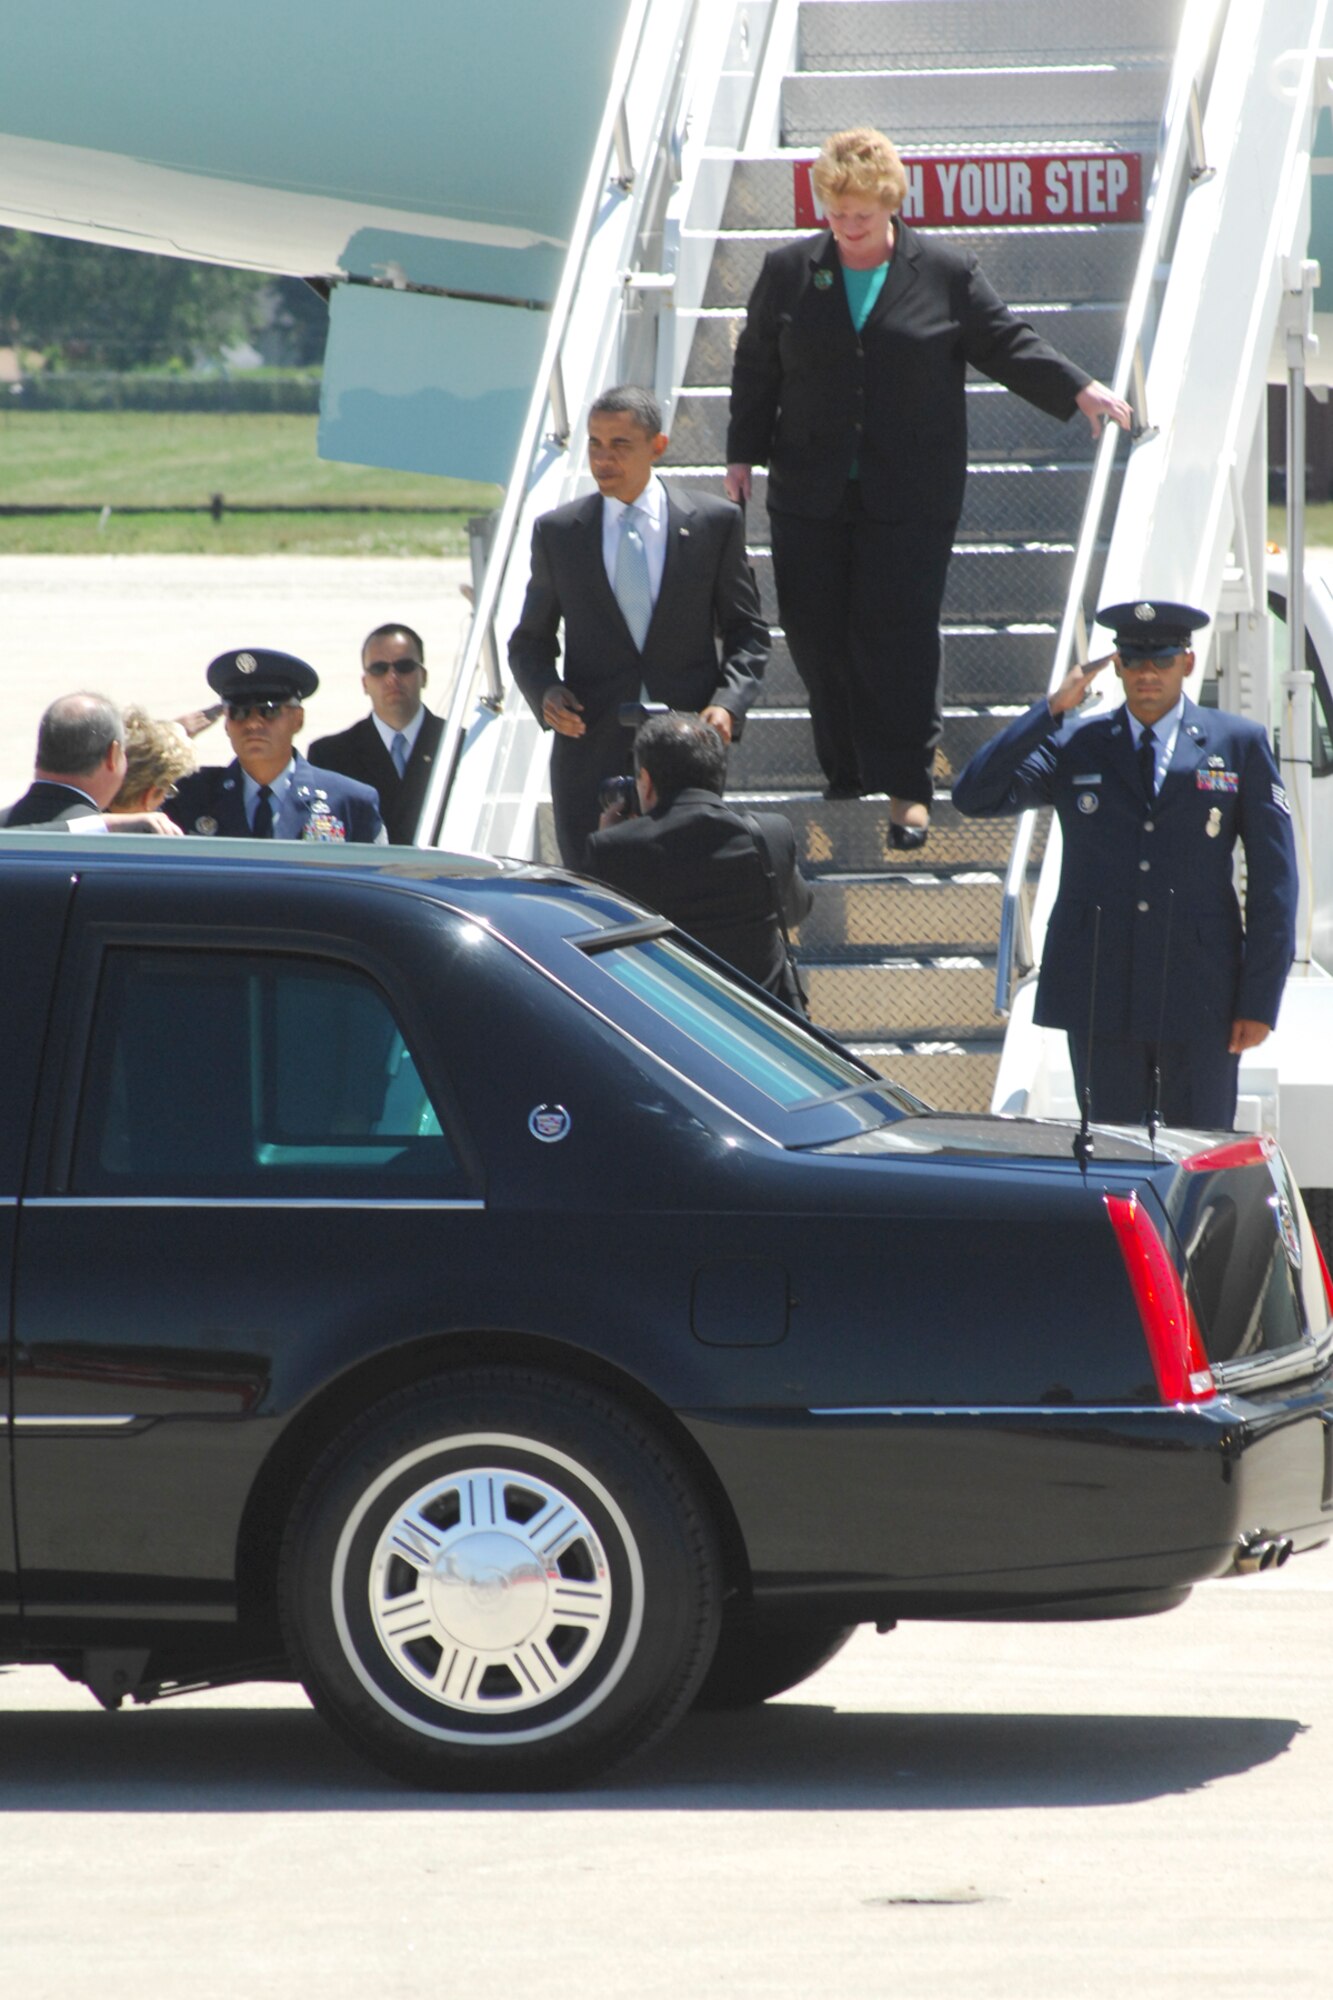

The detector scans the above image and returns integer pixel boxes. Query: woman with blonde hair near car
[725,125,1130,848]
[107,706,198,815]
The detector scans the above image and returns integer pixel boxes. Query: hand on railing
[1075,382,1133,440]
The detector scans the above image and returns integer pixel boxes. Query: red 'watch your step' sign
[793,152,1143,229]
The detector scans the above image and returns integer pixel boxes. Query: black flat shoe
[822,782,863,800]
[888,821,929,852]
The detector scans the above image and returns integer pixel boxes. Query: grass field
[0,410,500,555]
[0,410,1328,557]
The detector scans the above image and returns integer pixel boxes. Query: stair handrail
[993,0,1230,1014]
[416,0,698,847]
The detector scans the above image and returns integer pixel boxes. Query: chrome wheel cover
[332,1434,643,1745]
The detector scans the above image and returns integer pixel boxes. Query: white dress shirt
[601,473,669,604]
[370,708,426,761]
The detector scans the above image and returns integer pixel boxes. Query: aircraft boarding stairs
[654,0,1180,1111]
[439,0,1183,1114]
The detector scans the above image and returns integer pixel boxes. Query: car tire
[279,1368,722,1790]
[691,1605,856,1710]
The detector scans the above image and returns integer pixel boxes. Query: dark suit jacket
[953,696,1298,1039]
[167,753,385,843]
[583,789,813,1000]
[509,483,770,865]
[726,225,1091,522]
[0,781,102,828]
[509,482,769,729]
[308,709,444,845]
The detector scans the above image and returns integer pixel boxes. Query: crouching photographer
[583,709,814,1011]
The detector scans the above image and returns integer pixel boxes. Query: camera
[597,773,641,818]
[597,701,671,820]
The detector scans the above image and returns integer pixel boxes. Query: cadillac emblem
[528,1104,571,1144]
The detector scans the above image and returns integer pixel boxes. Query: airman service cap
[206,648,319,703]
[1096,600,1209,654]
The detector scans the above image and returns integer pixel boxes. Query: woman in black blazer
[725,127,1130,847]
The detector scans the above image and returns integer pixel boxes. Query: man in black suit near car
[584,711,813,1007]
[509,385,770,867]
[309,623,444,845]
[1,692,181,833]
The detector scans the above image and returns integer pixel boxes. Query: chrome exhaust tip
[1235,1531,1284,1574]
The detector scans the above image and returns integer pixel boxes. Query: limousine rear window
[587,932,871,1109]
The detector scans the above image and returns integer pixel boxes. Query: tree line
[0,230,327,371]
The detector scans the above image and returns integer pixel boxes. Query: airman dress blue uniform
[169,751,384,842]
[166,647,385,844]
[953,602,1298,1129]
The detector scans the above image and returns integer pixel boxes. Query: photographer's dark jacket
[726,225,1090,523]
[584,789,812,1002]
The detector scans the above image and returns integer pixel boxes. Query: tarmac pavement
[0,554,474,810]
[0,1545,1330,2000]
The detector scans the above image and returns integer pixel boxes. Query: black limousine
[2,833,1330,1789]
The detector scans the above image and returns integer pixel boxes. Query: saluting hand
[1048,653,1114,716]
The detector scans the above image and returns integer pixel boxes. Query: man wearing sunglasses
[167,649,386,843]
[953,599,1298,1130]
[309,624,442,845]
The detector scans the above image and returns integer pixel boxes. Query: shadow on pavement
[0,1695,1302,1812]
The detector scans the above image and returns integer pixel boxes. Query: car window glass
[593,935,870,1106]
[71,949,464,1196]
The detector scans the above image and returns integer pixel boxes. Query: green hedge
[8,372,322,414]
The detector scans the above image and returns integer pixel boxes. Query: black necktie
[1138,726,1157,802]
[253,784,274,837]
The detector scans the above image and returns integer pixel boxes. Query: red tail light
[1312,1230,1333,1320]
[1180,1136,1275,1172]
[1105,1192,1215,1403]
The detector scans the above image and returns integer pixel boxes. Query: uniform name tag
[1196,769,1238,792]
[1072,773,1101,784]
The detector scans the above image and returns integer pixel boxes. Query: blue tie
[252,784,273,837]
[614,504,653,651]
[391,731,409,779]
[1138,725,1157,801]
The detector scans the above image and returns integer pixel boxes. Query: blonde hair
[811,127,908,215]
[111,706,196,810]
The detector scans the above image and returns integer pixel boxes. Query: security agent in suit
[308,622,444,844]
[509,384,770,868]
[1,691,182,834]
[952,601,1299,1130]
[167,650,386,843]
[583,711,813,1006]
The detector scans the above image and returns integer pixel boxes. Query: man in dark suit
[168,650,385,843]
[309,623,444,844]
[953,600,1299,1130]
[584,712,813,1006]
[509,384,770,867]
[1,692,181,833]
